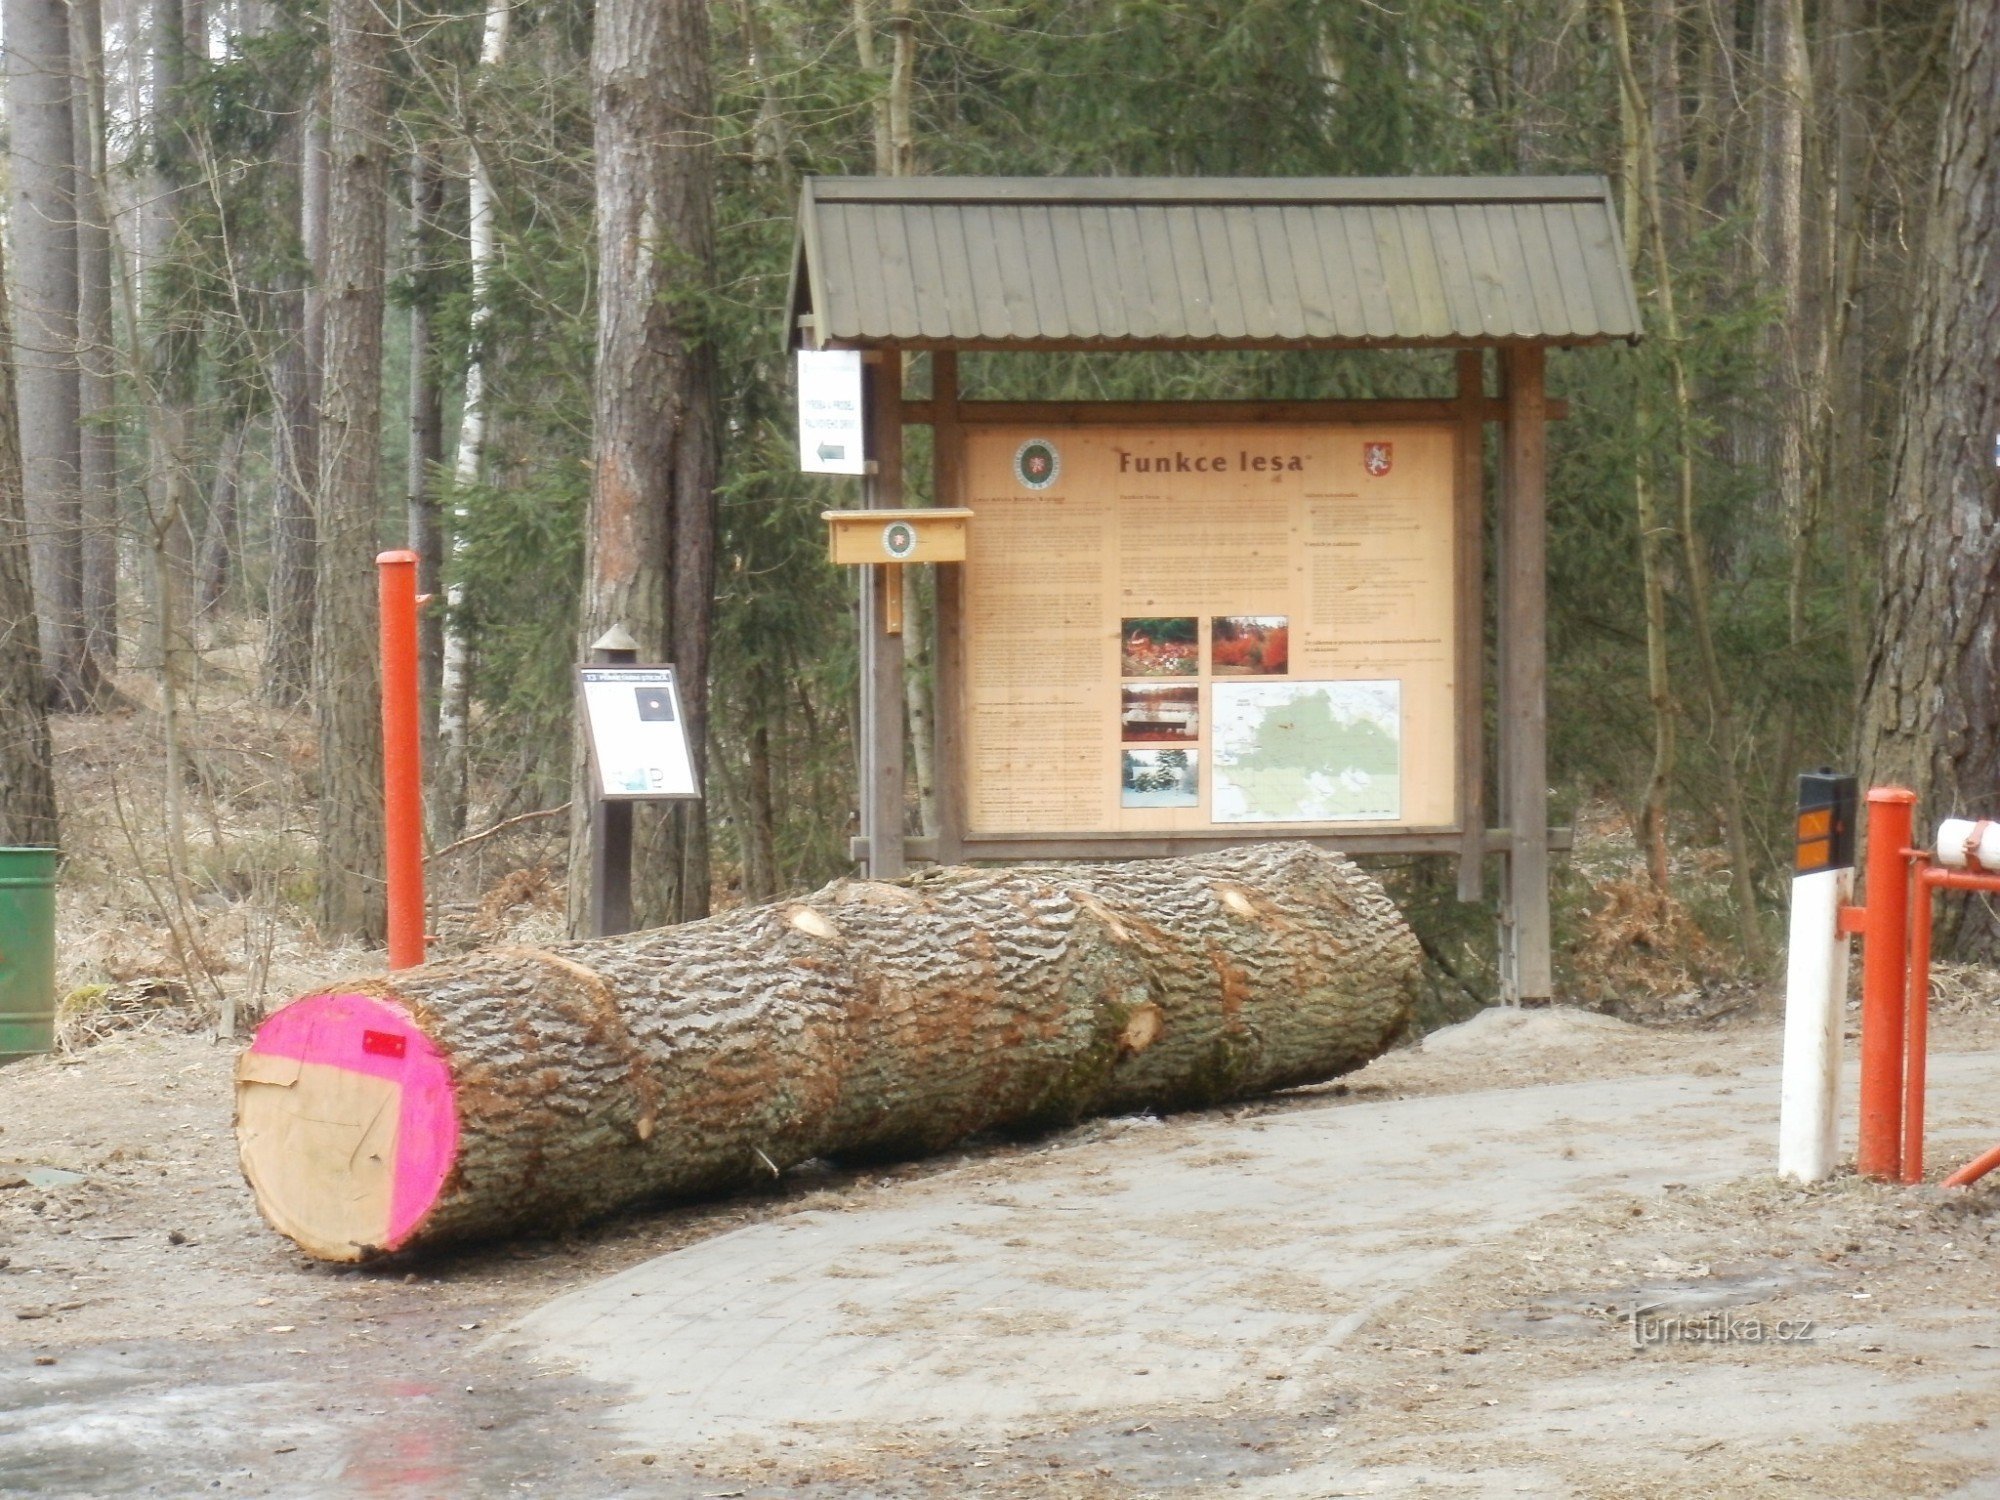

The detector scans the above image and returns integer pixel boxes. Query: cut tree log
[236,843,1419,1261]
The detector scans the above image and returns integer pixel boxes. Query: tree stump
[236,843,1419,1261]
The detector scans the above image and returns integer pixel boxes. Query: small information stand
[576,629,702,936]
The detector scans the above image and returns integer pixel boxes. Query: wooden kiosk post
[792,177,1638,1003]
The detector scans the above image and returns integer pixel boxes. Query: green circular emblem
[1015,438,1060,490]
[881,520,918,559]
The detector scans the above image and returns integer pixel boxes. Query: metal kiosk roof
[791,174,1639,1007]
[788,175,1641,352]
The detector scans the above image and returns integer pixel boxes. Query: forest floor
[9,671,2000,1496]
[6,1003,2000,1498]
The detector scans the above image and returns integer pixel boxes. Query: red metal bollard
[378,550,427,970]
[1856,787,1916,1179]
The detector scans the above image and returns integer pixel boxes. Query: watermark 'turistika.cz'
[1626,1304,1816,1349]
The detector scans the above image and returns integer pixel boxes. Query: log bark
[236,843,1418,1261]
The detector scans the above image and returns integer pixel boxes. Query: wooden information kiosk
[789,176,1640,1003]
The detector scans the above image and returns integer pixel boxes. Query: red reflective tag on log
[362,1030,408,1059]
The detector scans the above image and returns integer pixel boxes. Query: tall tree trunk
[406,145,446,790]
[71,0,118,670]
[313,0,392,942]
[1858,0,2000,954]
[0,241,61,846]
[5,0,100,711]
[434,0,510,846]
[144,0,201,873]
[198,418,244,617]
[570,0,719,932]
[263,105,325,708]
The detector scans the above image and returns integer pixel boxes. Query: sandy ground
[5,1004,2000,1498]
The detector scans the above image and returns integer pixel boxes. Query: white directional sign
[797,349,867,475]
[577,667,700,800]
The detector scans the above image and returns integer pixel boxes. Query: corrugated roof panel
[793,178,1641,348]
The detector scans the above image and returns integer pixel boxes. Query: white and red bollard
[1781,777,2000,1188]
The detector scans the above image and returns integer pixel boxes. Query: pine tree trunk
[236,843,1420,1261]
[313,0,392,941]
[263,105,324,709]
[71,0,118,670]
[0,240,61,847]
[5,0,100,711]
[198,418,244,617]
[570,0,718,932]
[1858,0,2000,953]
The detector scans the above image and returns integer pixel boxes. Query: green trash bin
[0,848,59,1066]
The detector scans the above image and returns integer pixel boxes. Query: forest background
[0,0,1988,1027]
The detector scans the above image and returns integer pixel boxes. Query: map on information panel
[1211,680,1402,823]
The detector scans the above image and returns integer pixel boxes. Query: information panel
[959,424,1457,837]
[577,666,700,800]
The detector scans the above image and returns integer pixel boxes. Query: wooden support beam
[1453,349,1487,903]
[859,349,906,880]
[1499,345,1551,1003]
[899,397,1568,427]
[930,350,966,866]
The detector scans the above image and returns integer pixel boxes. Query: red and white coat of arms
[1363,441,1393,477]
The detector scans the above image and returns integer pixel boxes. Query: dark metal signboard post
[577,626,701,937]
[789,176,1641,1004]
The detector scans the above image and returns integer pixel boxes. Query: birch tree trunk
[237,844,1419,1261]
[5,0,100,710]
[0,242,61,847]
[312,0,392,941]
[1858,0,2000,954]
[434,0,510,846]
[570,0,719,931]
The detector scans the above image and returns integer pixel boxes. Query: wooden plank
[1478,206,1546,338]
[1500,344,1550,1001]
[1163,205,1218,339]
[930,350,966,865]
[1252,206,1302,340]
[862,350,907,879]
[1507,204,1572,338]
[874,205,923,340]
[1534,203,1600,336]
[837,206,892,341]
[1371,206,1428,340]
[822,334,1613,355]
[1393,204,1453,338]
[1019,204,1074,339]
[1425,205,1483,339]
[858,828,1577,862]
[978,204,1042,340]
[810,176,1615,205]
[1045,206,1103,339]
[1308,205,1365,335]
[1074,206,1128,339]
[947,203,1010,340]
[1340,208,1396,339]
[907,397,1565,425]
[1192,207,1248,337]
[1133,205,1183,341]
[1568,198,1640,340]
[902,200,954,341]
[1103,206,1156,340]
[1449,203,1512,338]
[1454,348,1487,902]
[1279,204,1336,336]
[1219,207,1276,340]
